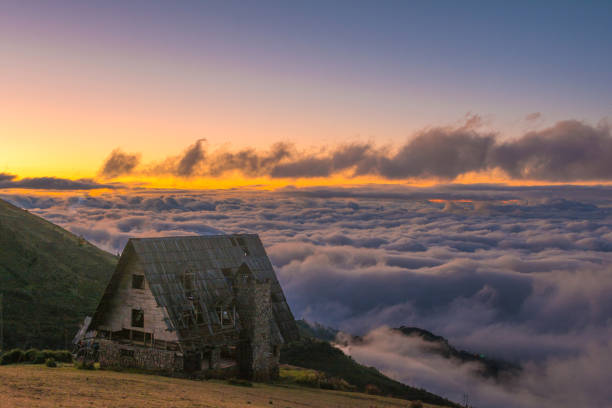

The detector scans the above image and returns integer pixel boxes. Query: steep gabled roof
[92,234,299,347]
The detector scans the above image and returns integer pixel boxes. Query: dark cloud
[99,118,612,181]
[377,127,495,179]
[489,120,612,181]
[99,149,140,178]
[176,139,206,177]
[0,173,113,190]
[525,112,542,122]
[209,143,294,176]
[0,173,15,183]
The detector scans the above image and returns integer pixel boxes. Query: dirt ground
[0,365,437,408]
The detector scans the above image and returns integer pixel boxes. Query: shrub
[75,360,95,370]
[364,383,382,395]
[52,350,72,363]
[0,349,25,365]
[409,401,424,408]
[321,377,355,391]
[227,378,253,387]
[24,348,40,362]
[45,358,57,368]
[32,351,47,364]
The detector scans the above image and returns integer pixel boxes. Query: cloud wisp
[99,149,141,178]
[99,118,612,182]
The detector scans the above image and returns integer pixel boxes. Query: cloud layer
[0,173,113,190]
[2,184,612,406]
[99,119,612,181]
[339,327,612,408]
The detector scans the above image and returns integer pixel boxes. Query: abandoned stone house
[80,234,299,380]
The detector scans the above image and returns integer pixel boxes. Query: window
[120,349,134,358]
[181,310,192,327]
[131,309,144,328]
[193,301,205,325]
[216,306,235,328]
[182,270,195,293]
[132,274,145,289]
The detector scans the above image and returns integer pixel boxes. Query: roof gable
[128,234,298,344]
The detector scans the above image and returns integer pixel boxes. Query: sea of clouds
[2,183,612,407]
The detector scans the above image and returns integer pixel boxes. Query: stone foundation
[98,339,183,373]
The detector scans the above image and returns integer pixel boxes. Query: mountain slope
[281,338,460,407]
[0,198,117,349]
[296,319,339,341]
[394,326,521,379]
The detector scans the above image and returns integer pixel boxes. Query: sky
[1,0,612,186]
[2,2,612,406]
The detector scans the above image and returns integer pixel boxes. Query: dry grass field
[0,365,444,408]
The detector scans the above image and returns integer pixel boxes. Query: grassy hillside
[296,319,339,341]
[281,338,460,407]
[0,364,446,408]
[0,198,117,350]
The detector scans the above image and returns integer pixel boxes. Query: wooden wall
[95,255,178,343]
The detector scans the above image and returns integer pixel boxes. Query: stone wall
[235,277,278,381]
[98,339,183,373]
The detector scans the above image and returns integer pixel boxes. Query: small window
[193,301,205,325]
[182,271,195,293]
[132,274,145,289]
[131,309,144,328]
[216,306,234,328]
[181,310,192,327]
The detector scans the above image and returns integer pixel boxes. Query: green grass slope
[281,338,460,407]
[0,198,117,350]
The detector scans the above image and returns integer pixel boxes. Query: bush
[0,349,25,365]
[321,377,355,391]
[227,378,253,387]
[0,348,73,365]
[33,351,47,364]
[24,348,40,362]
[410,401,424,408]
[45,358,57,368]
[364,383,382,395]
[75,360,95,370]
[52,350,72,363]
